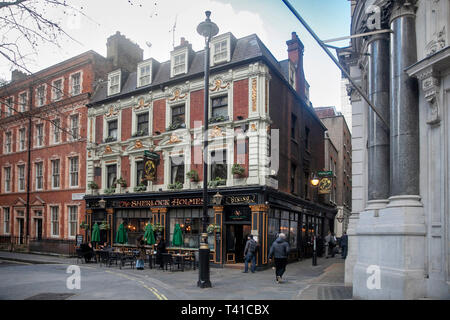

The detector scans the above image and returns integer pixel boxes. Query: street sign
[318,171,333,177]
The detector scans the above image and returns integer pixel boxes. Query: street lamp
[197,10,219,289]
[310,173,320,187]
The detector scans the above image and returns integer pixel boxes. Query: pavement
[0,250,352,300]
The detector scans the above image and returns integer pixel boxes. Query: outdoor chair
[161,253,174,271]
[76,248,86,264]
[120,253,136,270]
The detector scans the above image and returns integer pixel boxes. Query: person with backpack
[268,233,290,283]
[243,234,258,273]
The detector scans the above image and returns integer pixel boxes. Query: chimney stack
[286,32,306,100]
[11,69,27,82]
[106,31,143,73]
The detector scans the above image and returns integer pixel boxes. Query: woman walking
[268,233,290,283]
[136,235,146,270]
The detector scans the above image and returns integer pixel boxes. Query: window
[69,157,78,187]
[290,164,296,194]
[5,132,11,153]
[51,206,59,236]
[171,105,185,126]
[68,206,78,237]
[170,155,185,184]
[107,120,118,141]
[53,79,63,101]
[18,165,25,191]
[71,73,81,96]
[291,114,297,139]
[106,164,117,189]
[305,127,310,150]
[173,53,186,76]
[108,72,120,95]
[53,118,60,143]
[70,114,79,140]
[4,167,11,192]
[36,123,43,147]
[52,159,60,189]
[138,63,151,87]
[136,161,144,186]
[169,208,214,249]
[6,97,13,116]
[213,40,227,62]
[211,150,227,181]
[3,208,10,234]
[37,85,45,106]
[211,95,228,119]
[19,92,27,112]
[19,128,26,150]
[136,113,149,135]
[35,162,43,190]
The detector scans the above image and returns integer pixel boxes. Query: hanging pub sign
[143,150,160,182]
[318,177,332,194]
[225,206,251,222]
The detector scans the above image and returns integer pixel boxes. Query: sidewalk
[0,250,75,265]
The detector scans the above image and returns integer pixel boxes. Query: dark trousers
[341,245,348,258]
[244,253,256,273]
[274,258,287,278]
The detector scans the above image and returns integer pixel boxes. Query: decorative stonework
[169,88,187,102]
[133,140,143,149]
[250,123,257,132]
[105,105,119,118]
[168,133,181,144]
[209,125,226,138]
[210,78,230,92]
[134,98,150,110]
[425,26,446,57]
[105,145,113,154]
[251,78,257,112]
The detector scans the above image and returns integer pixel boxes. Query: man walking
[243,234,258,273]
[268,233,290,283]
[340,232,348,259]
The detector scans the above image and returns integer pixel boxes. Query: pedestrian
[136,235,146,270]
[243,234,258,273]
[340,232,348,259]
[330,232,337,257]
[155,236,166,270]
[268,233,290,283]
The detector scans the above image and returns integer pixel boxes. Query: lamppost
[310,174,319,266]
[196,10,219,288]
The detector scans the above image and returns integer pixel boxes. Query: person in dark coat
[268,233,290,283]
[136,235,146,270]
[80,242,94,263]
[340,232,348,259]
[243,234,258,273]
[155,236,166,269]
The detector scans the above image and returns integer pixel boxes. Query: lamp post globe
[196,10,218,289]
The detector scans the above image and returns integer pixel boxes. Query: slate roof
[89,34,288,106]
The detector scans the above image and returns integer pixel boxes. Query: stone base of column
[353,195,426,299]
[344,212,359,286]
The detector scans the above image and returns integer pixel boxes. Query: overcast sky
[0,0,351,111]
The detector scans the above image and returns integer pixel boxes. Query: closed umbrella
[172,223,183,247]
[144,223,156,245]
[115,222,128,244]
[91,222,100,243]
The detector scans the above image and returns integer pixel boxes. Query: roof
[90,34,287,105]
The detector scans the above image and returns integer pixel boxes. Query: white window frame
[18,164,25,192]
[69,114,79,141]
[52,77,64,101]
[50,206,59,237]
[19,127,26,151]
[69,156,79,187]
[36,84,46,107]
[170,49,188,77]
[210,34,231,66]
[68,205,78,238]
[137,60,152,87]
[107,70,121,96]
[5,131,12,153]
[35,162,43,190]
[5,97,13,116]
[70,71,82,96]
[51,159,60,189]
[19,91,27,112]
[3,207,10,234]
[4,167,11,192]
[52,118,61,144]
[36,123,44,147]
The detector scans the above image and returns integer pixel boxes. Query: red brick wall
[190,90,204,128]
[121,107,131,141]
[153,99,166,134]
[233,79,248,120]
[120,156,130,185]
[95,115,103,144]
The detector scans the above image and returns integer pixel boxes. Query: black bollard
[312,236,317,266]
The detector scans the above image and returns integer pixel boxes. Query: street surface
[0,252,350,300]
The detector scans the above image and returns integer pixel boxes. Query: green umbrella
[172,223,183,247]
[91,222,100,243]
[115,222,128,244]
[144,223,156,245]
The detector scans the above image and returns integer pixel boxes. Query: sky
[0,0,351,111]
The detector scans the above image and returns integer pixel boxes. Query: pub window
[169,208,214,249]
[106,164,117,189]
[211,150,227,181]
[172,52,186,76]
[170,155,185,184]
[211,95,228,120]
[171,104,185,127]
[136,161,144,186]
[136,113,149,135]
[213,40,227,63]
[108,71,120,96]
[138,62,151,87]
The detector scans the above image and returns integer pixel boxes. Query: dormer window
[173,53,186,76]
[137,61,151,87]
[108,70,121,96]
[210,34,232,66]
[213,40,227,62]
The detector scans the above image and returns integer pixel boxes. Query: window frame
[106,164,117,189]
[3,207,10,234]
[5,131,12,153]
[170,155,185,185]
[52,78,63,101]
[51,159,60,189]
[36,123,44,147]
[137,61,152,87]
[18,164,25,192]
[51,206,59,237]
[210,95,229,120]
[36,84,46,107]
[70,114,79,141]
[70,72,81,96]
[4,167,11,192]
[69,157,79,188]
[19,92,27,112]
[107,70,121,96]
[19,128,26,151]
[35,162,43,190]
[136,112,149,135]
[5,97,13,116]
[68,205,78,238]
[107,119,118,141]
[53,118,61,144]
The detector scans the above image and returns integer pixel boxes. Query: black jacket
[268,237,290,259]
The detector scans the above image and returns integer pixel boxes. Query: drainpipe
[25,86,33,244]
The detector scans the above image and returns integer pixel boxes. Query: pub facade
[84,31,337,267]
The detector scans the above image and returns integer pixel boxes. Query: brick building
[85,30,336,267]
[315,106,352,237]
[0,50,113,254]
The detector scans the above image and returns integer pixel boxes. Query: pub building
[84,30,337,267]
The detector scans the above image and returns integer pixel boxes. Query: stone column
[213,206,223,264]
[389,2,420,198]
[250,204,269,266]
[367,34,390,207]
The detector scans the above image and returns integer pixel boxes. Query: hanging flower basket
[153,223,164,233]
[99,221,111,230]
[207,224,220,234]
[79,222,89,230]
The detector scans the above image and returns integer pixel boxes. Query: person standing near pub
[155,236,166,270]
[136,235,146,270]
[268,233,290,283]
[243,234,258,273]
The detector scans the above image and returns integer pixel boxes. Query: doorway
[35,219,42,240]
[18,219,24,244]
[225,224,251,263]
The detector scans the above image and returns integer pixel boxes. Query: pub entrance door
[225,224,251,263]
